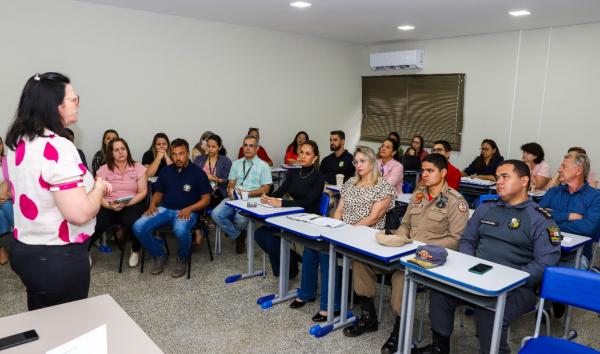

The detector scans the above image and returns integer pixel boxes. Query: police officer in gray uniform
[414,160,561,354]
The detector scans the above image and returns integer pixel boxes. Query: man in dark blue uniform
[414,160,561,354]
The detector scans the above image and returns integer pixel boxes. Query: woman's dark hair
[150,132,170,157]
[301,140,320,170]
[287,131,309,154]
[6,72,70,149]
[0,136,4,156]
[105,138,135,171]
[382,138,400,161]
[407,135,425,156]
[101,129,119,156]
[388,131,400,143]
[473,138,501,171]
[521,142,545,164]
[207,134,228,156]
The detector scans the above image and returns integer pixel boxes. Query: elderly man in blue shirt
[211,134,272,254]
[539,152,600,270]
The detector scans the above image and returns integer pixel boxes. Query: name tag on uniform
[480,219,499,227]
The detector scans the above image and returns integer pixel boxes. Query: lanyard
[241,160,253,186]
[208,156,218,176]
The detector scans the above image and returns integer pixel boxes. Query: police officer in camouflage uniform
[414,160,561,354]
[343,154,470,354]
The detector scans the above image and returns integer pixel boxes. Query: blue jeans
[210,198,248,240]
[132,207,198,261]
[298,247,341,311]
[0,202,14,235]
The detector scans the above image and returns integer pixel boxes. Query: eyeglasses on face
[64,95,80,106]
[243,143,256,148]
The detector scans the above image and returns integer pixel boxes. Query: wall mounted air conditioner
[370,49,424,70]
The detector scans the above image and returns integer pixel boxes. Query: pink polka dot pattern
[13,228,18,240]
[79,163,87,175]
[19,194,39,220]
[74,233,90,243]
[15,139,25,166]
[38,174,51,190]
[58,220,69,243]
[43,142,59,162]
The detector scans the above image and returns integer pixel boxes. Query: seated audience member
[431,140,461,190]
[142,132,172,178]
[415,160,560,354]
[320,130,355,185]
[0,137,13,265]
[90,138,148,267]
[387,131,403,157]
[405,135,428,161]
[133,139,211,278]
[539,152,600,270]
[193,134,232,210]
[546,147,598,189]
[328,146,396,334]
[377,138,403,194]
[352,153,468,353]
[92,129,118,176]
[237,128,273,166]
[401,147,422,172]
[255,140,324,279]
[191,130,214,161]
[521,142,550,190]
[213,135,272,254]
[284,131,309,165]
[462,138,504,181]
[64,128,88,170]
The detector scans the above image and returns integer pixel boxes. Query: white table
[0,294,163,354]
[257,215,353,311]
[314,226,422,337]
[224,198,303,283]
[399,249,530,354]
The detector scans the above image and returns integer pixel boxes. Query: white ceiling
[76,0,600,44]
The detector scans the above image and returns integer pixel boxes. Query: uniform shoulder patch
[547,226,561,246]
[457,201,468,213]
[536,207,553,219]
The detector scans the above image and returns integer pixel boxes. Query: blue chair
[590,229,600,273]
[402,181,414,194]
[519,267,600,354]
[319,192,331,216]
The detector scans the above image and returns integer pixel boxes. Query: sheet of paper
[46,324,107,354]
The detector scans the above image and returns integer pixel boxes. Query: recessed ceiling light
[509,10,531,17]
[290,1,312,8]
[397,25,415,31]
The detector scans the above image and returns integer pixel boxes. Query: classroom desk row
[224,197,592,354]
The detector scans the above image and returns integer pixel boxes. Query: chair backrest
[402,181,414,194]
[540,267,600,313]
[319,192,331,216]
[479,193,498,204]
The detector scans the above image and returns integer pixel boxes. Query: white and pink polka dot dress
[6,129,95,246]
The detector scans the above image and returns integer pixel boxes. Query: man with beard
[320,130,355,185]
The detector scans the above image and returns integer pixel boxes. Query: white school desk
[399,249,530,354]
[224,198,303,283]
[315,226,422,338]
[257,215,354,312]
[0,294,163,354]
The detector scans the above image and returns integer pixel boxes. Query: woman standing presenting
[5,72,110,310]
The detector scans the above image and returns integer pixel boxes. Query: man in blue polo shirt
[539,152,600,318]
[133,139,211,278]
[211,134,272,254]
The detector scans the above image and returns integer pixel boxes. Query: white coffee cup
[241,191,249,200]
[336,174,344,186]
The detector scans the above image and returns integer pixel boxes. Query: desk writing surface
[320,226,422,263]
[226,198,303,218]
[266,215,352,239]
[400,249,529,296]
[0,294,163,354]
[560,232,592,252]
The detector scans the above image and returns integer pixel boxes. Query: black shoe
[343,298,378,337]
[289,298,315,309]
[412,331,450,354]
[235,234,246,254]
[553,302,566,319]
[381,316,400,354]
[312,310,341,323]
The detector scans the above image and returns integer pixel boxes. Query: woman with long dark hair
[462,138,504,181]
[284,131,309,165]
[142,132,172,177]
[404,135,428,161]
[193,134,231,210]
[5,72,110,310]
[91,129,118,176]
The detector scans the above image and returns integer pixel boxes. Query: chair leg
[205,230,214,262]
[215,227,222,255]
[140,247,145,273]
[542,310,551,336]
[118,237,126,273]
[187,249,192,280]
[378,274,385,322]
